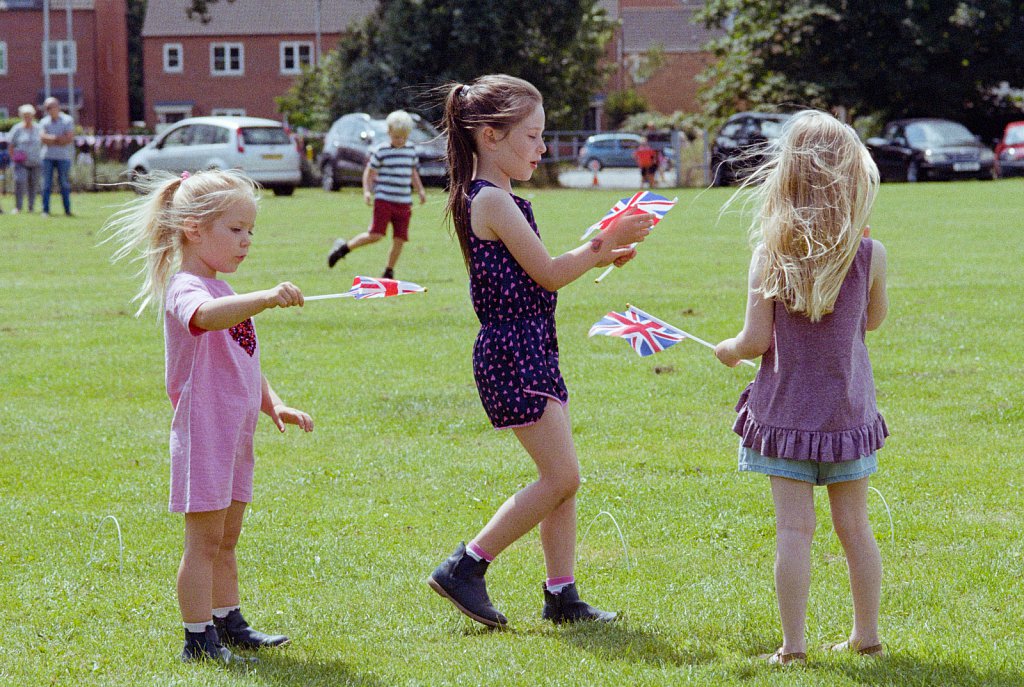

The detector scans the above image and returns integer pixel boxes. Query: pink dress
[164,272,262,512]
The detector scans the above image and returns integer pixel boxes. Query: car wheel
[905,160,920,183]
[130,167,148,193]
[321,164,338,191]
[272,185,295,197]
[711,160,728,187]
[584,158,602,172]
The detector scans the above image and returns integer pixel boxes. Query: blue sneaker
[428,542,507,628]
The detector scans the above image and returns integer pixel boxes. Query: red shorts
[370,199,412,241]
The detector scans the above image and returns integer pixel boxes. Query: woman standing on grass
[105,169,313,664]
[8,104,43,214]
[715,110,889,665]
[427,74,653,628]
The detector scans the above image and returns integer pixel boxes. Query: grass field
[1,179,1022,686]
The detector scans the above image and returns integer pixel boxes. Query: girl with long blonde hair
[715,110,889,665]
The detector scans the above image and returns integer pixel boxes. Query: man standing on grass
[39,97,75,218]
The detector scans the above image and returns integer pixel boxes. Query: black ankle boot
[382,267,395,279]
[327,239,350,268]
[181,625,256,663]
[541,583,617,625]
[428,542,507,627]
[213,609,290,649]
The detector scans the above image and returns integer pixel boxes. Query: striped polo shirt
[369,143,419,204]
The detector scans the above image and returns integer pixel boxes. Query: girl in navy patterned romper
[428,75,654,627]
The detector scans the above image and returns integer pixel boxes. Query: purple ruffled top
[733,238,888,463]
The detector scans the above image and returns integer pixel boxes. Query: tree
[186,0,235,23]
[126,0,146,124]
[696,1,1024,136]
[319,0,615,129]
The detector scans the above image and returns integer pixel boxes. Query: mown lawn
[0,178,1022,686]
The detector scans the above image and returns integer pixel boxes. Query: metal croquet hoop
[88,515,125,573]
[578,510,632,571]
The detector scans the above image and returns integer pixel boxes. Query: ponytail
[442,83,477,266]
[439,75,542,269]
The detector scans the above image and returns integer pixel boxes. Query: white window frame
[210,42,244,76]
[163,43,183,73]
[211,108,246,117]
[279,41,313,75]
[154,104,194,132]
[0,42,8,76]
[46,40,77,75]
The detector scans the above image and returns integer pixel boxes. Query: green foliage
[604,89,649,129]
[695,0,1024,137]
[126,0,147,123]
[619,111,701,140]
[276,55,338,132]
[185,0,235,23]
[323,0,615,128]
[0,117,20,133]
[2,183,1024,685]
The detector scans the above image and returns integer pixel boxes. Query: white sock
[183,620,213,633]
[212,605,240,619]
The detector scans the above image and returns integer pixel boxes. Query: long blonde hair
[440,74,542,267]
[103,169,260,317]
[735,110,879,321]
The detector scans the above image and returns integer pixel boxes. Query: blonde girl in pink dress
[105,169,313,664]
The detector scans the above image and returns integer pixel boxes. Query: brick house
[141,0,374,129]
[0,0,130,131]
[595,0,722,127]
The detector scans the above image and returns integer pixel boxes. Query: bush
[604,89,648,129]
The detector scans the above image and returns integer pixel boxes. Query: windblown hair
[734,110,879,321]
[103,169,260,317]
[440,74,542,266]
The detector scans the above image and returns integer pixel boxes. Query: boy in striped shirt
[328,110,427,278]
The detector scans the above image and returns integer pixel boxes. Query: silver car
[127,116,302,196]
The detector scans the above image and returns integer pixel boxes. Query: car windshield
[1005,126,1024,145]
[368,119,441,145]
[905,121,975,146]
[240,127,291,145]
[759,119,787,139]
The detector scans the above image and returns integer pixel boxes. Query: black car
[319,113,447,191]
[866,118,995,182]
[711,112,792,186]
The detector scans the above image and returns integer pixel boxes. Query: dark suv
[710,112,792,186]
[319,113,447,191]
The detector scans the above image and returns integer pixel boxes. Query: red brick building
[595,0,722,127]
[0,0,130,131]
[141,0,374,129]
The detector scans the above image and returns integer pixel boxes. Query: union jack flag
[345,275,426,299]
[580,191,678,241]
[588,305,687,357]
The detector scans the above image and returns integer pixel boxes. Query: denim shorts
[738,444,878,486]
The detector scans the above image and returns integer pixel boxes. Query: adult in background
[8,104,43,215]
[39,97,75,217]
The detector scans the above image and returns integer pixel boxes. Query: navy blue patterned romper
[466,179,569,429]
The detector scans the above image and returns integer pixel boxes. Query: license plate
[261,153,283,160]
[953,162,979,172]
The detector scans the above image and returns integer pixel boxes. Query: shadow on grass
[818,653,1024,687]
[544,620,714,667]
[245,652,388,687]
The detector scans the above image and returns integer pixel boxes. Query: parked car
[577,132,675,171]
[994,120,1024,178]
[865,118,995,182]
[319,112,447,191]
[127,116,301,196]
[710,112,792,186]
